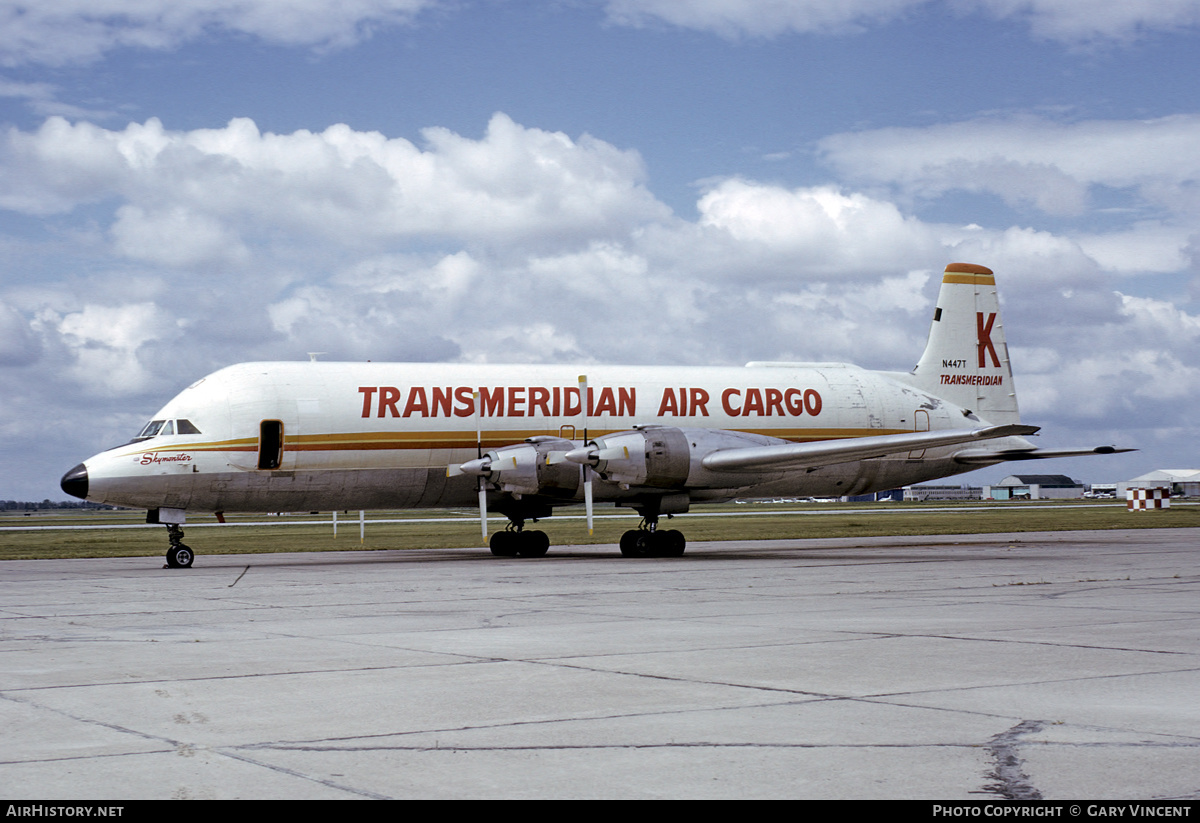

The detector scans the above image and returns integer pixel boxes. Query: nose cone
[61,463,89,500]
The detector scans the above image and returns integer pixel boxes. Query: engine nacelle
[585,427,687,487]
[567,426,787,490]
[467,436,580,497]
[459,426,791,500]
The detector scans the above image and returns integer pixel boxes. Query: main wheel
[517,530,550,558]
[633,532,658,557]
[620,530,645,557]
[660,529,686,557]
[489,531,520,557]
[166,545,194,568]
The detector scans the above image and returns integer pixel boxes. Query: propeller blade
[474,391,487,542]
[583,465,594,536]
[598,445,629,462]
[562,444,628,466]
[478,479,488,541]
[578,374,588,443]
[577,375,593,536]
[473,390,482,457]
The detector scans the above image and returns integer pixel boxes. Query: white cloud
[336,251,482,299]
[4,0,1199,71]
[0,117,129,215]
[5,111,1173,378]
[605,0,926,37]
[44,302,186,395]
[1117,291,1200,349]
[967,0,1200,44]
[0,114,671,260]
[819,114,1200,218]
[1009,290,1200,431]
[0,301,40,366]
[0,0,437,66]
[2,109,1196,490]
[939,225,1098,283]
[111,205,249,267]
[605,0,1200,43]
[817,114,1200,283]
[696,180,940,276]
[1074,223,1195,273]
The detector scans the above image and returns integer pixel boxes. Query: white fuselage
[77,360,1001,513]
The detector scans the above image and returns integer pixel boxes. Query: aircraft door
[258,420,284,470]
[908,409,930,459]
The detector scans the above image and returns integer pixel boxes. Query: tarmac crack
[979,720,1044,800]
[216,749,392,798]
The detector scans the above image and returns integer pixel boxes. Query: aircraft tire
[619,530,686,558]
[619,530,645,557]
[489,532,520,557]
[517,530,550,558]
[166,545,194,568]
[660,530,686,557]
[634,532,658,557]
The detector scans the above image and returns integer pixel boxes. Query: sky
[2,0,1199,501]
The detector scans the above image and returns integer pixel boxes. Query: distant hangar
[1117,469,1200,498]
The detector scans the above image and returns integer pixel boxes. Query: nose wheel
[164,525,194,568]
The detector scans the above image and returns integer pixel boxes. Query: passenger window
[258,420,284,470]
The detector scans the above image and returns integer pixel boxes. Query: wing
[953,445,1135,464]
[700,424,1041,473]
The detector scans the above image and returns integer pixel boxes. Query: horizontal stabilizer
[701,424,1039,473]
[953,445,1135,465]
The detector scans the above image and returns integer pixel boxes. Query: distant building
[847,489,904,502]
[1118,470,1200,498]
[984,474,1084,500]
[903,485,982,501]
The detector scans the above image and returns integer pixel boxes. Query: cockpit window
[131,418,202,442]
[136,420,167,440]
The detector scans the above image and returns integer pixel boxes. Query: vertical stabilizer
[909,263,1020,424]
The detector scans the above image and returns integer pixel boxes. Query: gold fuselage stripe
[133,426,911,456]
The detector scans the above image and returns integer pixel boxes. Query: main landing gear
[165,524,194,568]
[488,509,687,558]
[619,517,686,558]
[489,517,551,558]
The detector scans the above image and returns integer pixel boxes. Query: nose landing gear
[165,524,194,568]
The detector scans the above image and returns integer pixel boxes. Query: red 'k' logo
[977,312,1000,368]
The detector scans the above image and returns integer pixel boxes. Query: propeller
[578,374,593,535]
[445,392,490,541]
[563,442,630,536]
[473,390,487,541]
[448,379,615,540]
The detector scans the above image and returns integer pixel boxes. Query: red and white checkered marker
[1127,488,1170,511]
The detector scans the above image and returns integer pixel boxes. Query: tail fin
[908,263,1021,424]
